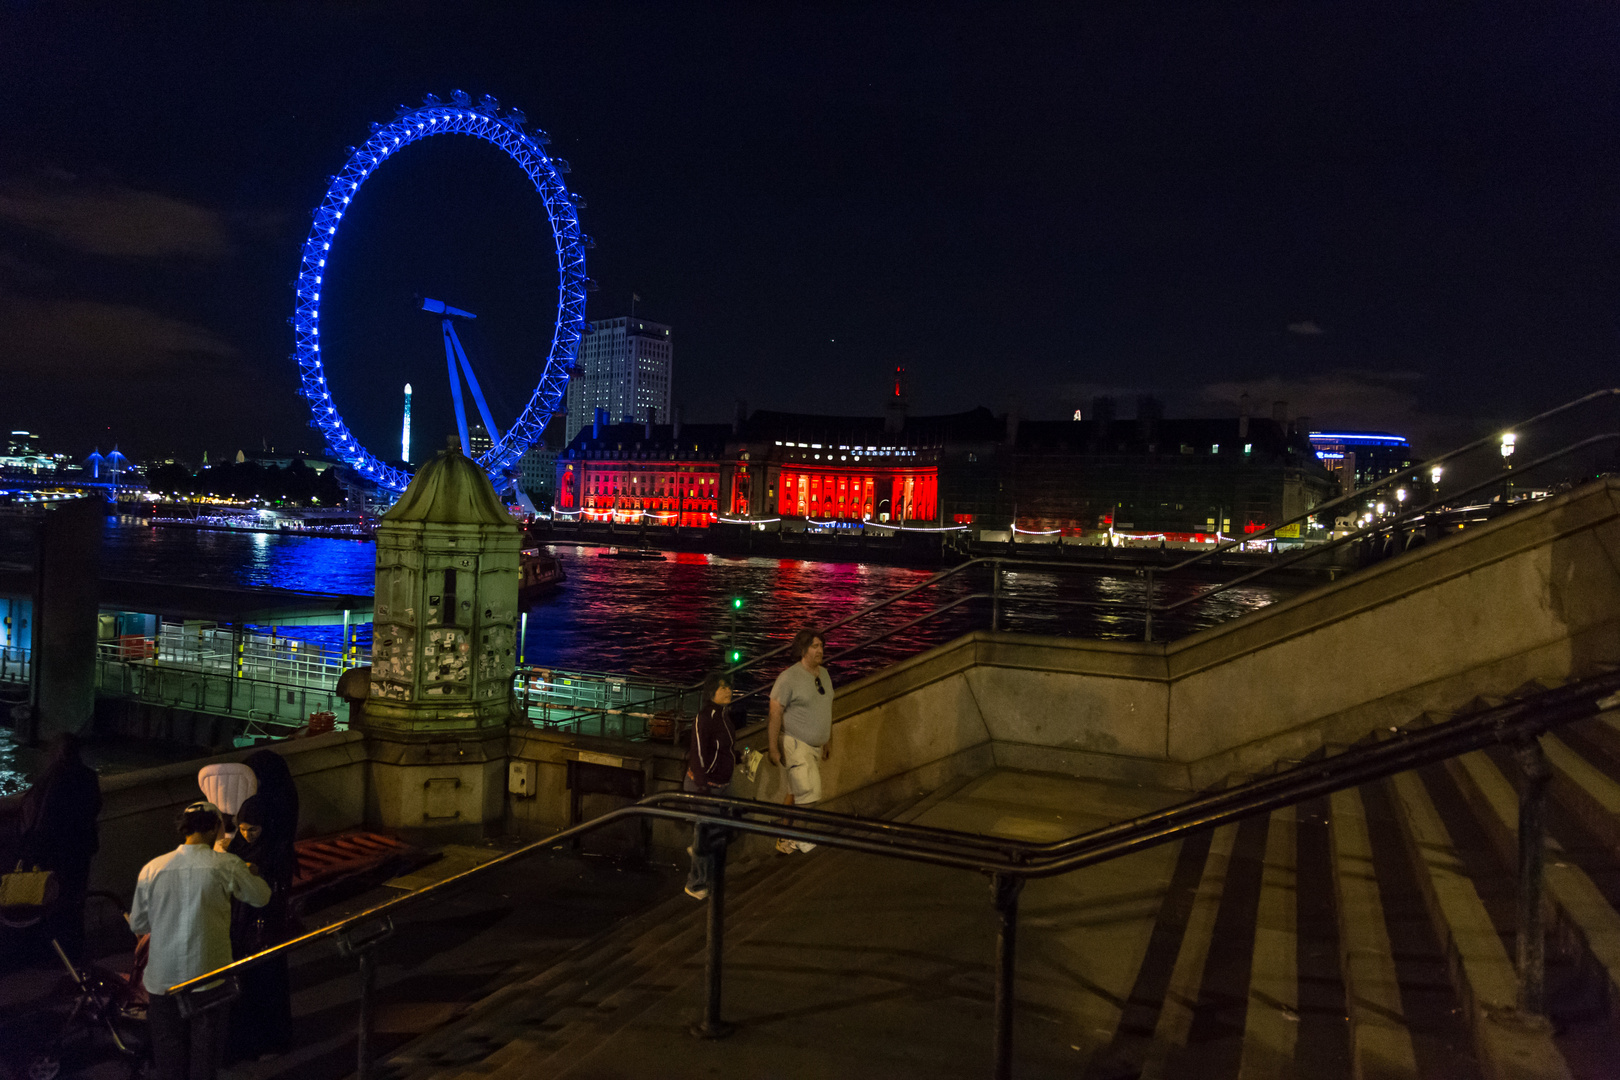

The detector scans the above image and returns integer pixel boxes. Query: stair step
[1446,748,1620,1021]
[1236,806,1300,1080]
[1567,714,1620,770]
[1542,732,1620,857]
[381,850,822,1079]
[1166,813,1276,1077]
[1134,822,1239,1079]
[1329,786,1419,1078]
[1387,770,1572,1080]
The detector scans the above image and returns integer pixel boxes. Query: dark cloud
[1286,320,1324,336]
[0,295,237,379]
[1200,372,1420,428]
[0,175,230,260]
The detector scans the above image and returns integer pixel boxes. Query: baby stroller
[7,892,148,1080]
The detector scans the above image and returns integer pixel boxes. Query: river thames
[100,521,1300,688]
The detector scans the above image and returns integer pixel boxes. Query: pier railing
[162,668,1620,1080]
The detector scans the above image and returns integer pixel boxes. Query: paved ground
[2,769,1191,1080]
[380,770,1191,1080]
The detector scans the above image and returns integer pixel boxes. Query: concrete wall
[791,477,1620,802]
[88,731,366,902]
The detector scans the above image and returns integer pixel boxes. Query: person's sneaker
[796,841,817,854]
[684,884,710,900]
[775,837,800,855]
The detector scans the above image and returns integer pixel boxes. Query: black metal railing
[1140,387,1620,641]
[166,667,1620,1079]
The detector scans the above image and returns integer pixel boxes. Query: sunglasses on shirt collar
[814,675,825,694]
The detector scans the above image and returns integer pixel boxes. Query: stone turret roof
[383,436,513,526]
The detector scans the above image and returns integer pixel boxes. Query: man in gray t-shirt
[768,629,833,854]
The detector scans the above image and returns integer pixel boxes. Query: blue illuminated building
[1308,430,1415,495]
[291,90,591,493]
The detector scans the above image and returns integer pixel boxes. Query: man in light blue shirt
[131,800,270,1080]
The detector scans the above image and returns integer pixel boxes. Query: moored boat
[520,547,566,604]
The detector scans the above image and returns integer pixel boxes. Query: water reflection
[100,522,1302,691]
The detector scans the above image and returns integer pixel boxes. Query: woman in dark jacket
[226,795,295,1060]
[683,671,738,900]
[18,733,101,961]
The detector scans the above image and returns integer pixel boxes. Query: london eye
[290,91,591,492]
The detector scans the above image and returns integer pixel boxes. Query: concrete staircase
[367,697,1620,1079]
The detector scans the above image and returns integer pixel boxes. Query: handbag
[0,863,59,909]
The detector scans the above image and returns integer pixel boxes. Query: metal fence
[92,629,689,742]
[0,645,30,689]
[515,667,695,739]
[93,656,350,737]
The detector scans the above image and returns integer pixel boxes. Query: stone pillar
[359,437,522,840]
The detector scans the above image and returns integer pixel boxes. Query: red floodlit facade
[554,418,727,528]
[553,411,975,528]
[773,466,937,521]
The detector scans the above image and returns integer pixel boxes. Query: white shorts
[781,734,823,805]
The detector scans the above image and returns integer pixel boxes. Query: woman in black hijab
[226,795,295,1060]
[243,749,299,858]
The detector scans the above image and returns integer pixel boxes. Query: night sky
[1,3,1616,462]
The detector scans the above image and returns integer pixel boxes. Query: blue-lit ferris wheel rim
[291,93,589,492]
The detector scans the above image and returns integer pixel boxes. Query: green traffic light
[729,650,742,662]
[731,596,744,609]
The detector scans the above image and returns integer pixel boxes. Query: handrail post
[989,872,1023,1080]
[1513,736,1550,1016]
[691,826,735,1040]
[1142,567,1155,642]
[337,916,394,1080]
[356,949,377,1079]
[990,560,1003,633]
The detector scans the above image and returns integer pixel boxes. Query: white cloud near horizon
[0,295,237,379]
[0,176,230,260]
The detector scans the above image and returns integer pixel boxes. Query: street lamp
[1500,432,1516,468]
[1430,465,1443,488]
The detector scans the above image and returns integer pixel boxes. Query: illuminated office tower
[564,316,672,443]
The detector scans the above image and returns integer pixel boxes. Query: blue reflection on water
[101,522,1302,691]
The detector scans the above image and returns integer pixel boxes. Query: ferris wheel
[291,90,591,492]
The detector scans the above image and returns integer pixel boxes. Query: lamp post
[1501,432,1517,504]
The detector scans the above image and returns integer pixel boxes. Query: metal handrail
[1154,431,1620,621]
[1161,386,1620,575]
[685,554,1142,705]
[164,667,1620,1079]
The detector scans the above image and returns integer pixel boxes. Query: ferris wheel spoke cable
[291,92,589,491]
